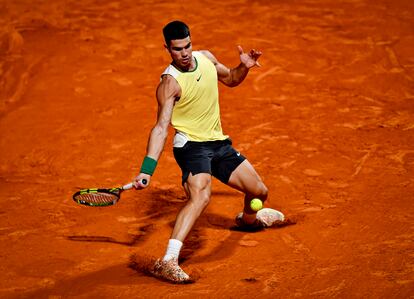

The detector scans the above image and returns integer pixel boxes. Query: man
[133,20,284,283]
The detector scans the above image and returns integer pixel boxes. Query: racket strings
[77,192,118,205]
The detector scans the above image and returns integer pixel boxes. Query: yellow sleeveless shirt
[162,51,228,142]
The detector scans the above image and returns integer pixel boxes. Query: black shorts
[173,139,246,185]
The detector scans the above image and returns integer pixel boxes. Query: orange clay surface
[1,0,413,298]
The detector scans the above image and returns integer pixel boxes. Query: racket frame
[73,183,133,207]
[72,180,145,207]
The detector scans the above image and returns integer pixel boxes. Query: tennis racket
[73,179,147,207]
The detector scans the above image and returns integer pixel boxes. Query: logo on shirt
[196,74,202,82]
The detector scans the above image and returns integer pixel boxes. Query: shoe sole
[149,264,193,284]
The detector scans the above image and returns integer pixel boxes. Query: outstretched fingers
[237,45,244,55]
[250,49,262,67]
[237,45,262,68]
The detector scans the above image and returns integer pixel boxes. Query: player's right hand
[133,173,151,189]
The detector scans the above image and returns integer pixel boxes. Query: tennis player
[133,20,285,283]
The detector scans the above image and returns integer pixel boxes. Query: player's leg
[152,142,213,283]
[227,159,268,199]
[209,140,268,225]
[227,159,285,227]
[227,159,268,224]
[170,172,212,242]
[166,141,213,257]
[152,173,211,283]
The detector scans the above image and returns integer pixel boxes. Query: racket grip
[123,183,134,190]
[123,179,147,190]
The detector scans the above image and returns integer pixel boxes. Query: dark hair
[163,20,190,47]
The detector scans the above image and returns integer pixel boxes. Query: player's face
[167,36,193,71]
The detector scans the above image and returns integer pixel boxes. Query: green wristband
[140,156,157,175]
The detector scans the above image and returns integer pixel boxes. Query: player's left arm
[200,46,261,87]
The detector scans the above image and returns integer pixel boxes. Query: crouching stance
[133,21,285,283]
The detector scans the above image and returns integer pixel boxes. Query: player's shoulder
[197,50,218,65]
[158,73,180,96]
[162,64,180,79]
[159,73,179,88]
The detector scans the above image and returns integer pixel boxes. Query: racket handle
[123,179,147,190]
[123,183,134,190]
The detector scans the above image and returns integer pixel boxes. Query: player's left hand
[238,45,262,68]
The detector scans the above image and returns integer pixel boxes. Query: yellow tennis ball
[250,198,263,212]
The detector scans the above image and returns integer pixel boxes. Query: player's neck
[173,57,196,72]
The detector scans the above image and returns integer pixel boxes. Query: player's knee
[254,181,268,202]
[188,179,211,209]
[198,192,211,208]
[189,190,210,211]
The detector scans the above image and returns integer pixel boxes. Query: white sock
[163,239,183,261]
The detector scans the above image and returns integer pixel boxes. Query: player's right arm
[133,75,180,189]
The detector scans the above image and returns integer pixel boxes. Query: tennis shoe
[235,208,285,229]
[257,208,285,227]
[151,257,190,283]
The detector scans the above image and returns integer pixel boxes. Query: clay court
[1,0,413,298]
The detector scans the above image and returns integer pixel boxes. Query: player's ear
[164,44,170,53]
